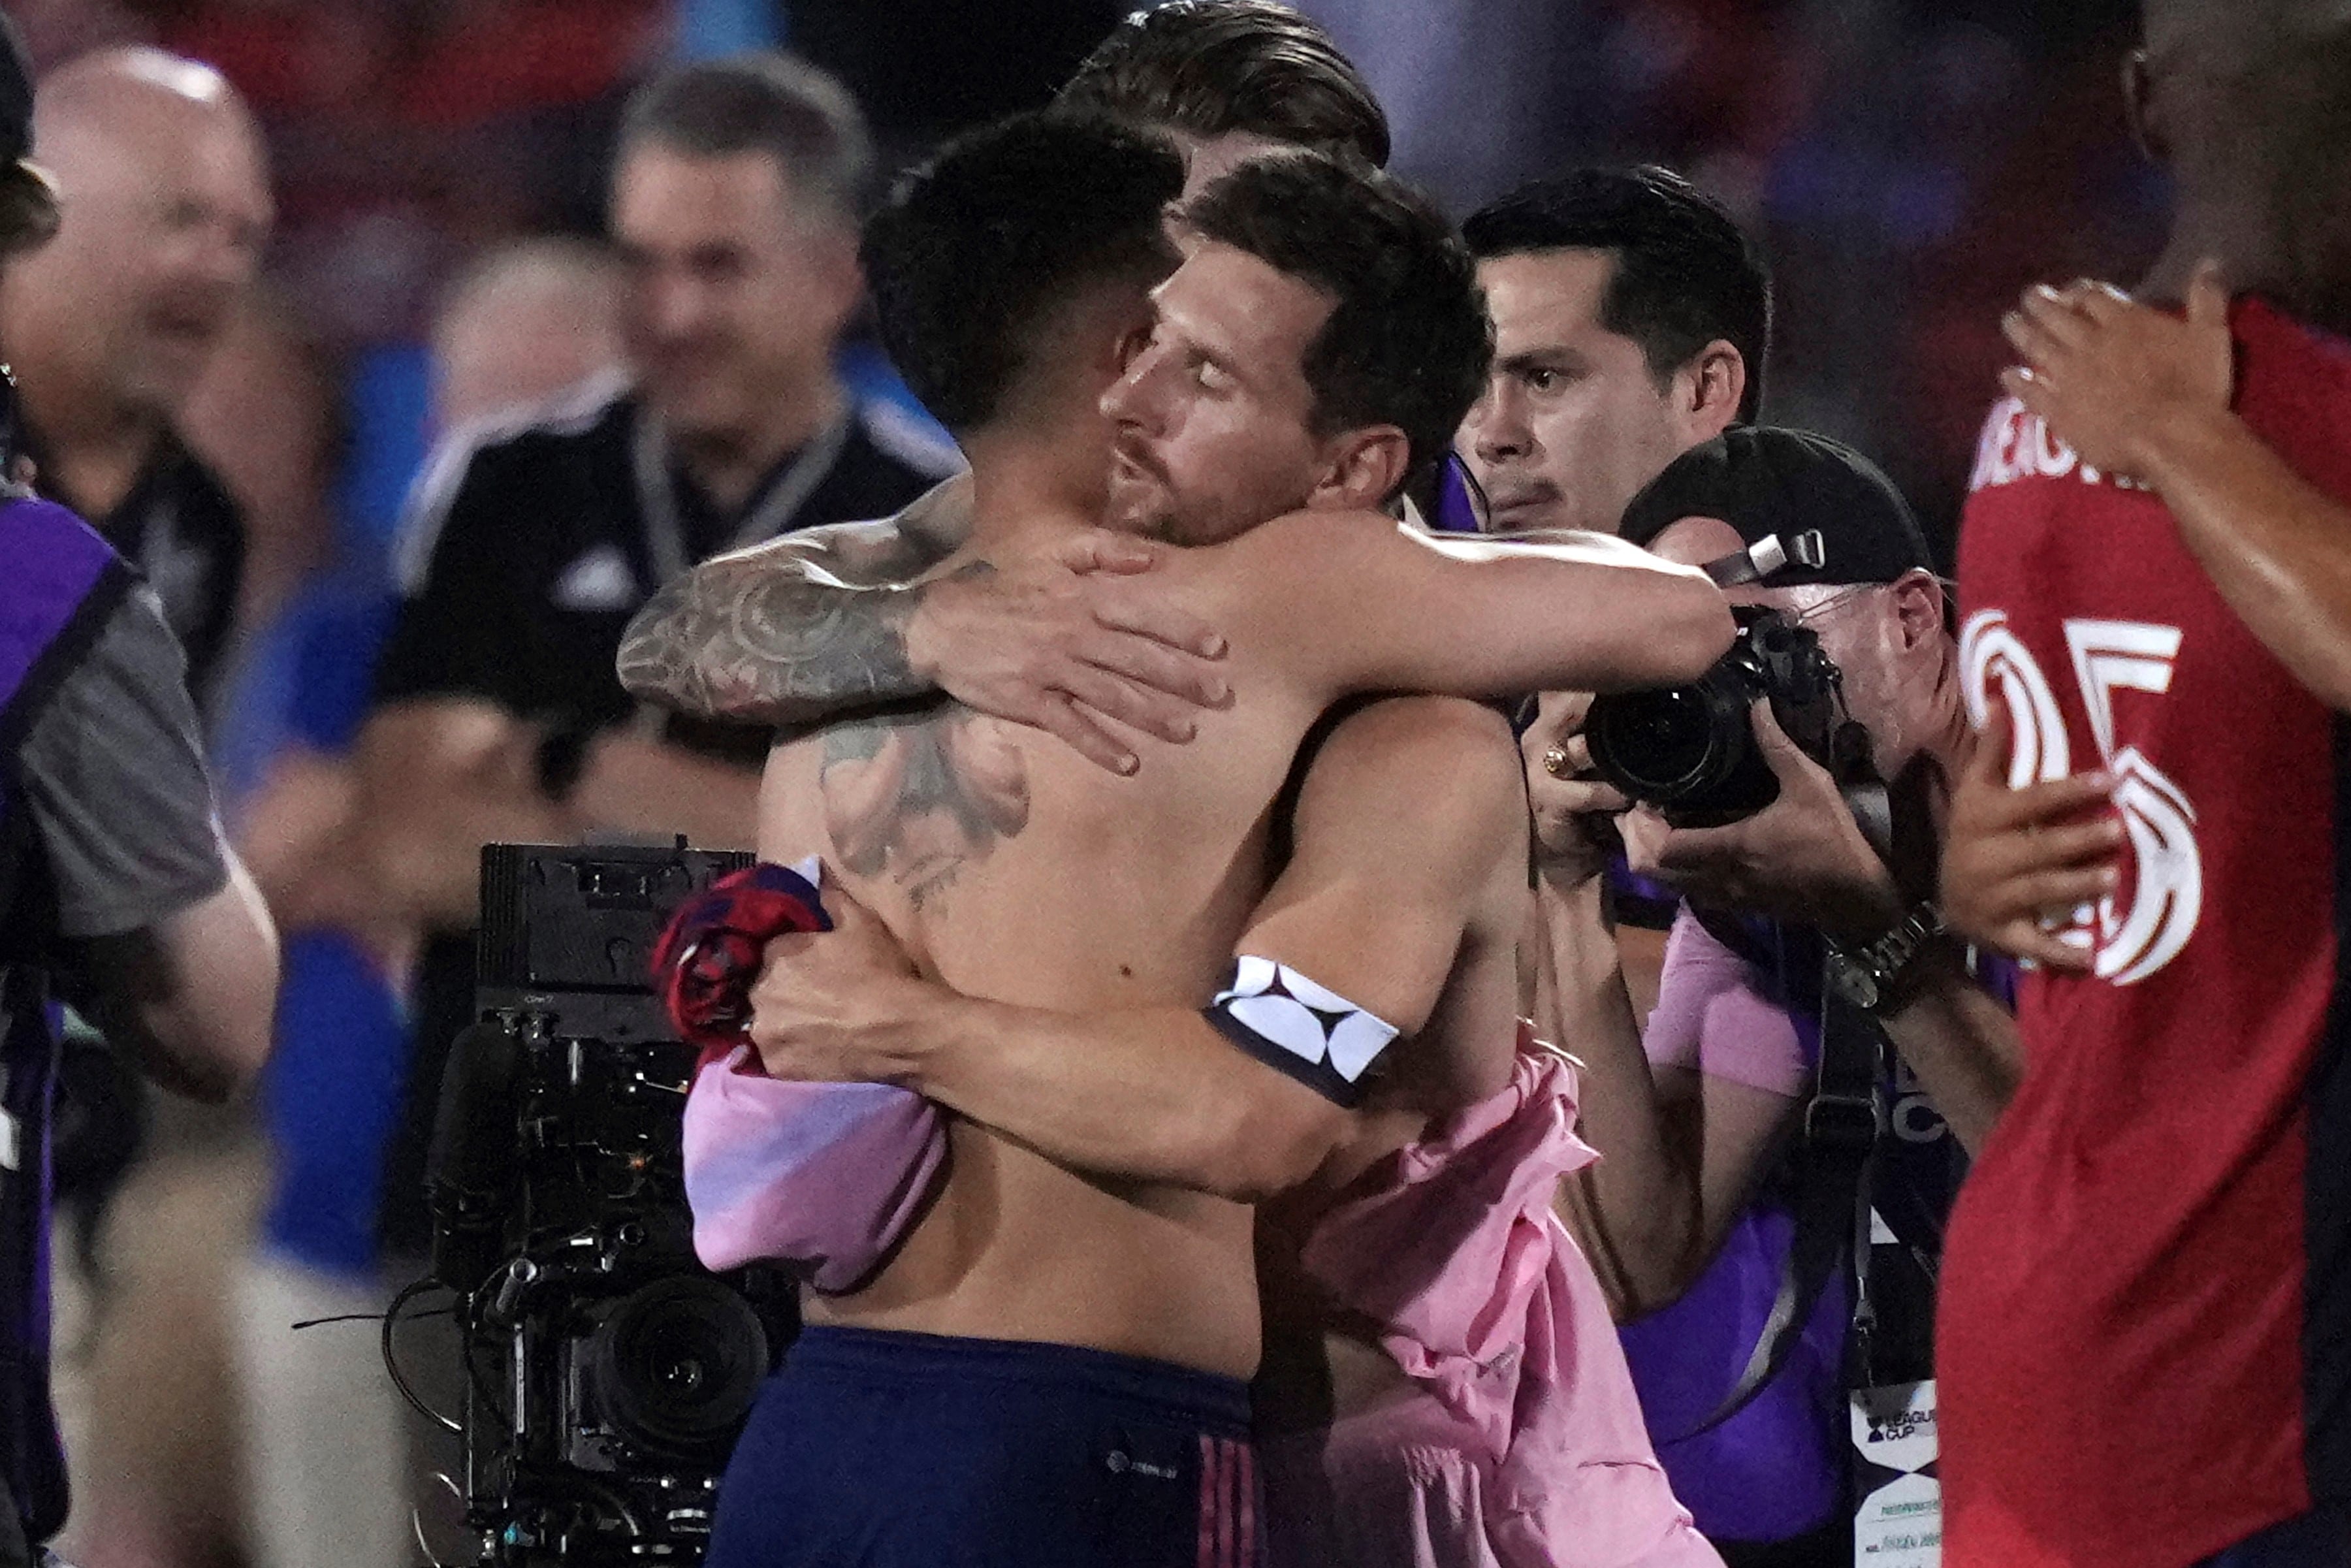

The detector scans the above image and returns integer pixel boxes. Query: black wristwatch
[1825,902,1946,1014]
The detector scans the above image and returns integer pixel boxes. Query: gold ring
[1543,746,1572,779]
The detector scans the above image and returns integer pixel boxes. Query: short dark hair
[1057,1,1389,167]
[862,112,1184,433]
[1185,154,1490,496]
[1463,166,1772,423]
[618,52,872,223]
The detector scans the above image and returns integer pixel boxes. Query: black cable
[290,1307,452,1332]
[382,1278,463,1434]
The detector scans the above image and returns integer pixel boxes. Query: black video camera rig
[410,841,796,1566]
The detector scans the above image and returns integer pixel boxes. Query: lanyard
[632,402,855,586]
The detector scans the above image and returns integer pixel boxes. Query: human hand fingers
[1021,689,1138,775]
[2021,283,2098,349]
[1087,579,1228,660]
[1055,663,1200,746]
[1991,920,2098,972]
[1055,527,1163,576]
[1076,624,1231,712]
[2185,259,2230,332]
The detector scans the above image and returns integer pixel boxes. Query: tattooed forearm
[615,561,919,725]
[616,525,961,726]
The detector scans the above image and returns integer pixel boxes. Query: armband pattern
[1203,955,1399,1109]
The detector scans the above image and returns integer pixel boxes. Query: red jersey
[1943,295,2351,1568]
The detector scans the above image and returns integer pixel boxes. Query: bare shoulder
[1159,509,1406,630]
[1296,696,1525,855]
[1317,694,1517,776]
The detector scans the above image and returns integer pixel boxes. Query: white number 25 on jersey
[1959,612,2202,985]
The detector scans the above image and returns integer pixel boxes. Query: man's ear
[2122,49,2166,165]
[1889,568,1947,653]
[1307,424,1412,513]
[811,223,867,336]
[1676,341,1748,442]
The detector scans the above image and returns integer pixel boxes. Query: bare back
[754,506,1726,1377]
[756,541,1342,1379]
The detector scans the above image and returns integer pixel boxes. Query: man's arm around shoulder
[616,477,1233,773]
[1204,511,1735,704]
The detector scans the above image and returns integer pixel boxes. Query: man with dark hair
[1930,3,2351,1563]
[689,122,1729,1567]
[859,116,1181,435]
[1460,165,1771,538]
[616,5,1393,769]
[1471,165,1776,1306]
[1101,151,1491,541]
[355,52,959,1261]
[1057,0,1390,177]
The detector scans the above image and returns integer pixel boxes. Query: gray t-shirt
[12,583,226,940]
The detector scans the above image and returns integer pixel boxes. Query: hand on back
[907,530,1232,776]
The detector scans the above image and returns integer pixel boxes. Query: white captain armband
[1203,956,1401,1108]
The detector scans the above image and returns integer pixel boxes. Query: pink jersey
[1262,1038,1719,1568]
[681,1046,945,1293]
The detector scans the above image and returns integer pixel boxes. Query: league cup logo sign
[1959,611,2203,986]
[1851,1380,1941,1566]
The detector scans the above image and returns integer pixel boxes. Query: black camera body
[426,842,795,1566]
[1586,606,1857,826]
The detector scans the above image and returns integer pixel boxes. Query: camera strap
[1672,970,1883,1440]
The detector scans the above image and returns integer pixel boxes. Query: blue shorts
[707,1326,1262,1568]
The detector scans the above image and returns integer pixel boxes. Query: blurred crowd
[0,1,2177,1565]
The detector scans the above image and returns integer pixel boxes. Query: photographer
[0,18,279,1561]
[1531,428,2020,1565]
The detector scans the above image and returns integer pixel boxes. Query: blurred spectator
[46,285,342,1568]
[360,46,957,1278]
[3,48,270,1568]
[430,235,623,430]
[207,234,626,1568]
[181,286,339,645]
[0,46,270,706]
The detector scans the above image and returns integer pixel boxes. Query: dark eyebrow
[1496,347,1586,376]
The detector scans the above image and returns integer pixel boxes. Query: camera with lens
[419,841,796,1566]
[1585,605,1864,826]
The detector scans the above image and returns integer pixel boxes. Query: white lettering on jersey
[1960,610,2071,788]
[1958,612,2202,985]
[1967,398,2154,494]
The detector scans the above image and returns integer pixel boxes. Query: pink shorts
[1259,1394,1721,1568]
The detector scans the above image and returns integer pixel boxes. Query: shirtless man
[678,117,1730,1568]
[615,0,1394,773]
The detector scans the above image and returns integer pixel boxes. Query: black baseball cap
[1618,426,1933,587]
[0,13,31,172]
